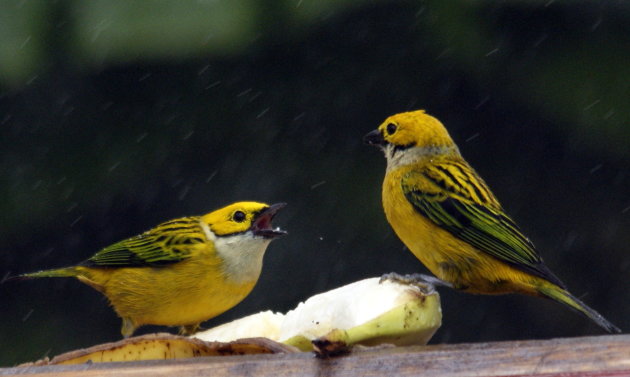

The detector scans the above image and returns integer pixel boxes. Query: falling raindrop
[310,181,326,190]
[198,65,210,76]
[178,185,191,201]
[182,130,194,140]
[465,133,480,143]
[485,48,499,57]
[136,132,148,143]
[22,309,34,322]
[589,164,603,174]
[205,81,221,89]
[583,100,601,111]
[108,161,121,172]
[237,88,253,97]
[591,16,603,31]
[603,110,615,120]
[474,96,490,110]
[70,216,83,227]
[249,91,262,102]
[256,108,270,119]
[138,72,152,82]
[19,36,31,49]
[533,33,548,47]
[205,170,218,183]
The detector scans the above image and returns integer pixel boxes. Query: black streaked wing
[83,217,206,267]
[402,162,565,288]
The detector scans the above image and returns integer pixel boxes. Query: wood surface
[2,334,629,377]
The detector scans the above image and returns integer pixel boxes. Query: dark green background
[1,0,629,367]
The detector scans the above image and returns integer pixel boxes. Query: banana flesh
[196,277,442,353]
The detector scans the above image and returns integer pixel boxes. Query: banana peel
[24,334,296,366]
[310,293,440,356]
[195,277,442,355]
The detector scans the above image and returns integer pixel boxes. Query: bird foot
[179,323,203,336]
[121,317,137,339]
[379,272,452,293]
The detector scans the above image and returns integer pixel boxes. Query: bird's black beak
[251,203,287,239]
[363,129,386,146]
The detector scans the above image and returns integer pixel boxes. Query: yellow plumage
[20,201,286,337]
[365,110,619,332]
[383,163,538,295]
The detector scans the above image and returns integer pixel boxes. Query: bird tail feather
[538,284,620,333]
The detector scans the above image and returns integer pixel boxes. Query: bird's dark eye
[233,211,246,222]
[386,123,397,135]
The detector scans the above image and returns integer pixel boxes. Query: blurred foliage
[1,0,629,367]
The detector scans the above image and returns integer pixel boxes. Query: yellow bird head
[199,201,287,285]
[200,201,287,239]
[364,110,460,169]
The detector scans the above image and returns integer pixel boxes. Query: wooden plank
[2,335,630,377]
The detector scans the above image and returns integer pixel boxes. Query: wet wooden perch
[2,334,629,376]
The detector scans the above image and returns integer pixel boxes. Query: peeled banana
[195,277,442,354]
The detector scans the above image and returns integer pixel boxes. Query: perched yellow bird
[364,110,620,333]
[19,201,287,337]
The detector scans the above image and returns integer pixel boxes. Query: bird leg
[121,317,137,338]
[179,323,202,336]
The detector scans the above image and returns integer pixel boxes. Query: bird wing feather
[401,161,565,288]
[83,217,206,267]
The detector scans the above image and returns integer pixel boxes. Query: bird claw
[179,323,203,336]
[379,272,452,293]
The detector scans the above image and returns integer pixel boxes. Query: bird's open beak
[251,203,287,239]
[363,129,386,146]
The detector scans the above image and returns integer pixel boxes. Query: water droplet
[583,100,600,111]
[237,88,252,97]
[310,181,326,190]
[205,170,218,183]
[136,132,148,143]
[22,309,34,322]
[108,161,121,172]
[205,81,221,90]
[138,72,152,82]
[70,216,83,227]
[474,96,490,110]
[182,130,194,140]
[256,108,270,119]
[19,36,31,49]
[485,48,499,57]
[178,185,191,201]
[465,133,480,143]
[198,65,210,76]
[589,164,602,174]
